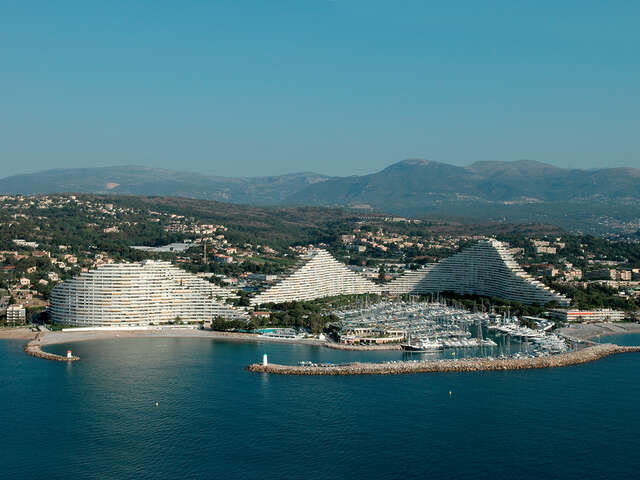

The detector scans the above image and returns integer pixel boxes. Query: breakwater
[248,343,640,375]
[24,335,80,362]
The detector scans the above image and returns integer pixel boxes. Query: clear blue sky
[2,1,639,177]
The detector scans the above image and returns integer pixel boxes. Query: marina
[335,300,572,359]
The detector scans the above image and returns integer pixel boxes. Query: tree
[378,264,386,282]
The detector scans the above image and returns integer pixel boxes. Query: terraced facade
[250,249,379,305]
[49,260,246,326]
[387,239,570,306]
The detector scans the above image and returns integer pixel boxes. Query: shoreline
[34,328,327,348]
[2,327,325,362]
[0,327,38,341]
[3,322,640,365]
[248,343,640,375]
[559,322,640,341]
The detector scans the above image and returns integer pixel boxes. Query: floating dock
[247,344,640,375]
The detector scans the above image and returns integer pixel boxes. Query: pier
[24,335,80,362]
[247,344,640,375]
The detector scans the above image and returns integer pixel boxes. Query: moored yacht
[401,337,443,352]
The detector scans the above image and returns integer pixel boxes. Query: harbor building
[338,326,406,345]
[549,309,625,323]
[49,260,246,326]
[387,239,570,306]
[250,249,379,306]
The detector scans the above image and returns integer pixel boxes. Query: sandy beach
[0,327,38,341]
[36,329,399,352]
[4,322,640,363]
[35,328,327,348]
[559,322,640,341]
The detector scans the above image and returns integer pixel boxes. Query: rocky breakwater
[24,334,80,362]
[247,344,640,376]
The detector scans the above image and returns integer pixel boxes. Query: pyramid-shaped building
[387,239,570,306]
[250,249,379,305]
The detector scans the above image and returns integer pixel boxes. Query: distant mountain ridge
[2,160,640,225]
[0,166,331,206]
[287,159,640,214]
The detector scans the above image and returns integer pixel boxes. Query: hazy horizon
[3,157,640,180]
[3,1,639,177]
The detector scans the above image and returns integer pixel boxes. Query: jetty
[24,335,80,362]
[247,343,640,375]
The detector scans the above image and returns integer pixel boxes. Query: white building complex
[549,309,625,323]
[250,249,379,306]
[387,239,570,306]
[6,304,27,324]
[49,260,246,326]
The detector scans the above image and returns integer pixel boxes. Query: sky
[2,1,639,177]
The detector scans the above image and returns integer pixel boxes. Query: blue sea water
[1,335,640,480]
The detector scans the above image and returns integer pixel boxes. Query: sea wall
[24,335,80,362]
[247,344,640,375]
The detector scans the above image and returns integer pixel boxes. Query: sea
[1,334,640,480]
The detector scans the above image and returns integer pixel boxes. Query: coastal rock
[24,335,80,362]
[247,344,640,376]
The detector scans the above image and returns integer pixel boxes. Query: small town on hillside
[2,194,640,334]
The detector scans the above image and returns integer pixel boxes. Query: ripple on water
[1,337,640,480]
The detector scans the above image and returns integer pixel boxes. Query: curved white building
[49,260,246,326]
[387,239,570,306]
[250,249,379,306]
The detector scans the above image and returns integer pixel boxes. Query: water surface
[1,336,639,480]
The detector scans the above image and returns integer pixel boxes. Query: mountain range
[0,166,330,206]
[288,159,640,213]
[2,160,640,232]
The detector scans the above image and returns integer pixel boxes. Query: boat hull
[401,344,442,352]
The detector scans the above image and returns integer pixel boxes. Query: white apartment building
[250,249,379,306]
[49,260,246,326]
[13,239,39,249]
[387,239,570,306]
[6,304,26,324]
